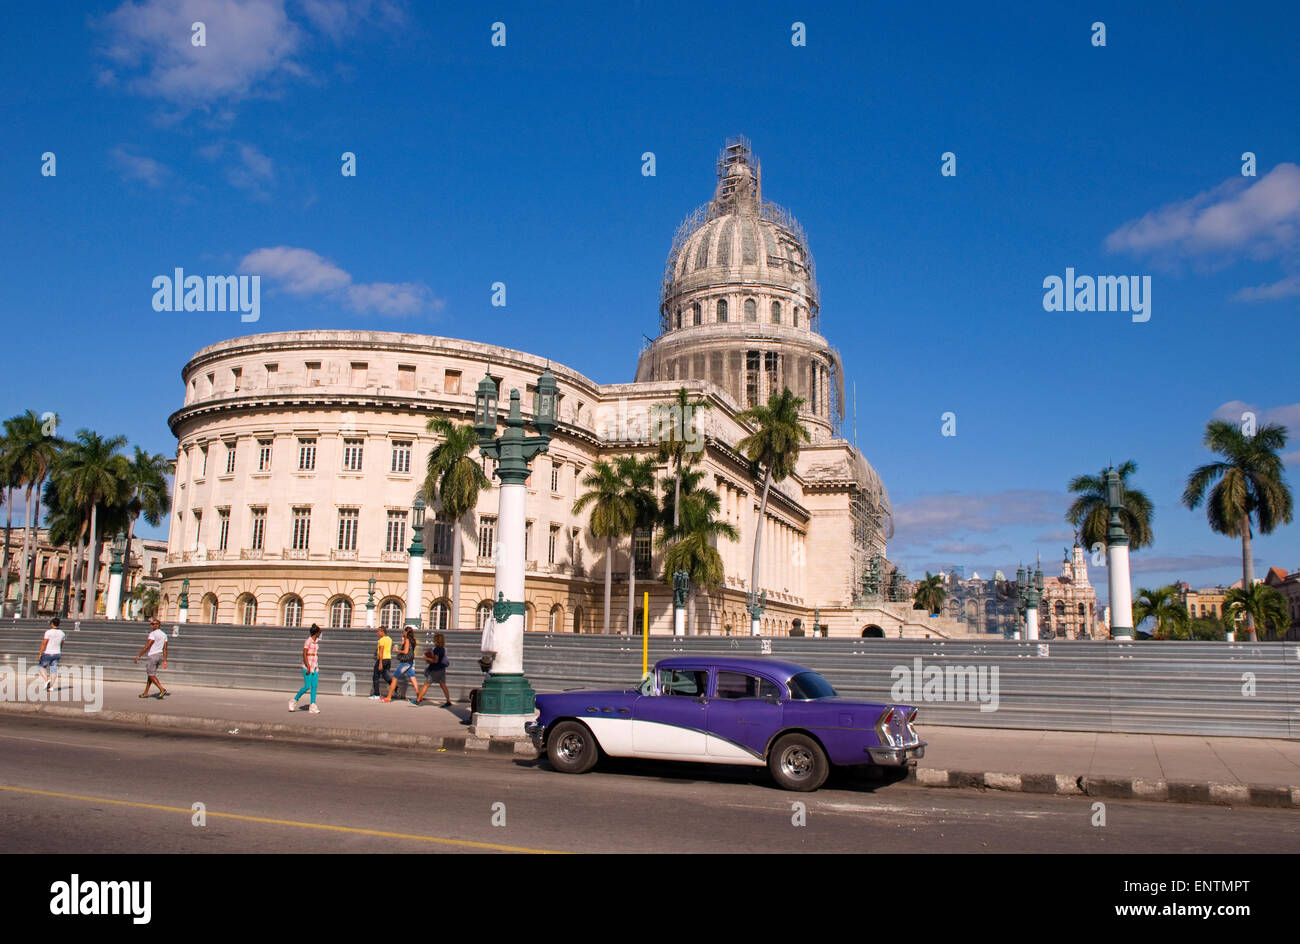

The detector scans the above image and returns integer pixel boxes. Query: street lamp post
[1104,466,1134,639]
[747,588,767,636]
[105,531,127,620]
[177,577,189,624]
[672,570,689,636]
[406,495,426,629]
[1016,561,1045,641]
[366,575,376,629]
[470,366,557,737]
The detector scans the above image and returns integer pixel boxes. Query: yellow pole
[642,590,650,675]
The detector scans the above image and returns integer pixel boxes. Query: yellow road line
[0,784,566,854]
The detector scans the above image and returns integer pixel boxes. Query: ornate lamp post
[177,576,190,624]
[747,588,767,636]
[366,575,377,629]
[406,495,426,629]
[672,570,689,636]
[105,531,127,620]
[1015,560,1045,641]
[1104,466,1135,639]
[470,366,557,737]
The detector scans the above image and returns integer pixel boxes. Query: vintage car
[525,655,925,791]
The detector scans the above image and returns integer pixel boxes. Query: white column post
[1107,544,1133,638]
[105,572,123,620]
[1024,605,1039,641]
[405,552,423,628]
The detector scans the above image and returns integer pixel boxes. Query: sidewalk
[3,681,1297,808]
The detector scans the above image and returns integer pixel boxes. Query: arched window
[572,606,584,634]
[771,300,781,323]
[330,596,353,628]
[430,599,450,631]
[202,593,219,623]
[1078,603,1086,618]
[549,604,563,634]
[675,309,681,329]
[1054,600,1065,618]
[692,302,701,325]
[716,299,728,323]
[380,599,403,630]
[744,298,757,322]
[237,594,257,626]
[283,595,303,628]
[476,601,493,630]
[525,602,536,632]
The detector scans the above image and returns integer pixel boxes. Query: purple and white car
[525,655,925,791]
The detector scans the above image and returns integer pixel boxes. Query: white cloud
[238,245,440,316]
[1233,273,1300,301]
[1210,401,1300,437]
[110,146,171,186]
[891,490,1064,545]
[199,140,275,196]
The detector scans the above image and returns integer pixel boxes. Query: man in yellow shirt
[369,626,394,699]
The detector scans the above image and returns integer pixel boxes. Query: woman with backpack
[411,632,451,707]
[383,626,419,703]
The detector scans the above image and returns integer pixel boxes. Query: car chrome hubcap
[781,747,813,779]
[558,733,584,760]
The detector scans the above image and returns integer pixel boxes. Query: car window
[658,668,708,697]
[787,671,837,699]
[715,671,781,700]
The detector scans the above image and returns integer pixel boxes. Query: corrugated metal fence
[2,619,1297,739]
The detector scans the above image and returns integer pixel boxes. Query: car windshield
[787,671,837,699]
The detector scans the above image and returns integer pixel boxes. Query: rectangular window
[218,509,230,551]
[225,442,236,474]
[444,369,461,395]
[478,516,496,559]
[391,440,411,473]
[765,351,779,398]
[231,367,242,391]
[548,525,559,565]
[305,362,321,385]
[199,446,208,477]
[746,350,760,408]
[265,363,278,383]
[385,511,407,553]
[337,508,358,551]
[634,529,652,578]
[291,508,311,550]
[297,438,316,471]
[524,521,532,561]
[193,510,202,545]
[397,365,416,391]
[550,461,560,492]
[257,439,272,471]
[250,508,266,550]
[342,439,364,472]
[431,514,451,556]
[350,362,368,386]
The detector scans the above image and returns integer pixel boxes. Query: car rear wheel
[546,720,600,774]
[768,733,829,792]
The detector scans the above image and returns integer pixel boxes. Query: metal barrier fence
[2,619,1297,739]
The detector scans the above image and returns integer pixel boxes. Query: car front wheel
[768,733,829,792]
[546,720,600,774]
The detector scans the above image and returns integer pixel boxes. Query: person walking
[369,625,393,700]
[37,617,65,693]
[132,619,170,698]
[410,632,451,707]
[289,624,323,713]
[384,626,418,702]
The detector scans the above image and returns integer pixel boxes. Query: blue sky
[2,0,1298,602]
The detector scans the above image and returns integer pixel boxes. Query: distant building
[1263,566,1300,640]
[1177,583,1228,622]
[2,529,166,618]
[938,544,1101,639]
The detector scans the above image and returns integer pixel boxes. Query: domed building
[158,138,964,638]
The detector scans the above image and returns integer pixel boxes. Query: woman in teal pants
[289,624,323,713]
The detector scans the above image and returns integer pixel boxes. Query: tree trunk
[1,486,12,613]
[17,486,34,618]
[451,514,463,630]
[602,536,612,633]
[687,586,697,636]
[1241,519,1256,641]
[84,504,99,619]
[673,466,681,532]
[27,486,43,616]
[70,519,88,619]
[750,471,772,633]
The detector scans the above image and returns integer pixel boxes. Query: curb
[5,702,1297,808]
[0,701,537,757]
[901,766,1300,810]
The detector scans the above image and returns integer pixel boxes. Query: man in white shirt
[37,618,65,693]
[132,619,170,698]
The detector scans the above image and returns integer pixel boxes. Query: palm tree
[1183,420,1294,640]
[736,388,811,633]
[0,449,16,612]
[4,411,62,616]
[123,447,172,564]
[51,430,129,618]
[1066,461,1155,552]
[573,459,636,633]
[655,387,711,532]
[42,487,85,616]
[912,572,947,615]
[1132,585,1190,639]
[658,468,739,633]
[423,418,491,631]
[617,455,658,635]
[1223,583,1290,641]
[129,584,160,620]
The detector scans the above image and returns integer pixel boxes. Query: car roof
[653,655,810,680]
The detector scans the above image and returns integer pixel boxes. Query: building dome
[636,136,842,441]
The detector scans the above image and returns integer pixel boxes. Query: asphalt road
[1,715,1296,854]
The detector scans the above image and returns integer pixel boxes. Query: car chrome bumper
[524,720,545,751]
[868,742,926,766]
